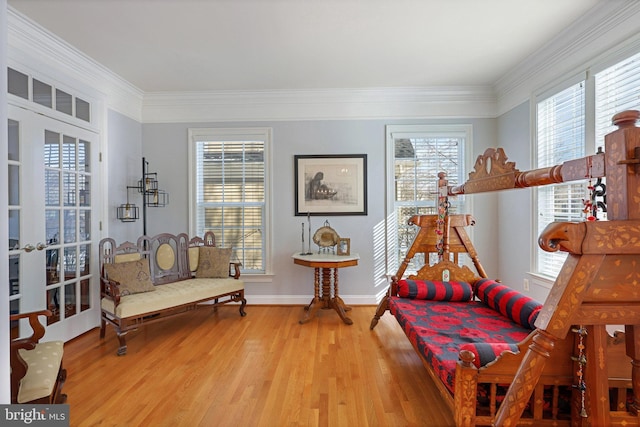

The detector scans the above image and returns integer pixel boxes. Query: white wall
[105,110,144,244]
[141,118,498,304]
[495,102,544,298]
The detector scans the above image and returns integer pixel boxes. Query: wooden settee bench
[10,310,67,404]
[99,231,247,355]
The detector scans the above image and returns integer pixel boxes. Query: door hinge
[99,152,102,162]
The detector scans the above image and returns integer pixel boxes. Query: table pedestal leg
[299,267,322,324]
[321,268,332,309]
[299,265,353,325]
[330,267,353,325]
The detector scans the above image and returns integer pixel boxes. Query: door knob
[20,242,48,252]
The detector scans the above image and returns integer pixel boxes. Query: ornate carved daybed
[371,110,640,426]
[371,213,631,426]
[99,231,247,355]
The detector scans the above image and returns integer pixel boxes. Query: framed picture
[337,237,351,256]
[294,154,367,216]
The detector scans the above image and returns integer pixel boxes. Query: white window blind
[392,131,467,273]
[534,49,640,280]
[536,82,586,277]
[596,50,640,144]
[194,139,266,273]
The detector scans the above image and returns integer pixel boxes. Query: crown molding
[141,86,497,123]
[9,2,640,124]
[495,0,640,115]
[7,7,144,122]
[7,6,496,123]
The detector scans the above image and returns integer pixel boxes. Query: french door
[8,105,100,342]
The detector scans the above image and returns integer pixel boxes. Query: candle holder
[116,157,169,234]
[299,214,313,255]
[116,202,139,222]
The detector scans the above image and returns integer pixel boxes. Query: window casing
[386,125,470,275]
[535,82,587,277]
[533,50,640,279]
[189,128,272,275]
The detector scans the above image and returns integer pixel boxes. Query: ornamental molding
[7,7,143,122]
[495,0,640,115]
[141,86,497,123]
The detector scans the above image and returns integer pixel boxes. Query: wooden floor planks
[62,305,455,427]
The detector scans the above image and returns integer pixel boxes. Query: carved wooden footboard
[455,332,575,426]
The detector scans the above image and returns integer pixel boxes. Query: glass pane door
[45,130,93,324]
[8,106,99,342]
[8,118,22,339]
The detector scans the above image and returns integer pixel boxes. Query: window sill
[241,274,274,284]
[526,272,555,290]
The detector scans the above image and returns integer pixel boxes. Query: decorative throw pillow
[195,247,232,278]
[474,278,543,329]
[459,342,520,368]
[397,279,473,302]
[103,259,155,296]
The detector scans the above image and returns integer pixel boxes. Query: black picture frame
[294,154,367,216]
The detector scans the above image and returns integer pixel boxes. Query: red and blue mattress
[389,296,533,394]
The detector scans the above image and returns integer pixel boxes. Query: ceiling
[8,0,603,94]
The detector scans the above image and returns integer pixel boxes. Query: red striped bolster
[397,279,473,302]
[459,342,520,368]
[474,279,542,329]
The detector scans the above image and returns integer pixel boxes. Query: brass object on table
[312,220,339,253]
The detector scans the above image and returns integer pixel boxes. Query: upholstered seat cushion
[17,341,64,403]
[389,297,532,394]
[101,277,244,318]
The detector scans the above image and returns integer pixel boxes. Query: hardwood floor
[63,305,455,427]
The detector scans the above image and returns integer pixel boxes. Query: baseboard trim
[243,294,378,306]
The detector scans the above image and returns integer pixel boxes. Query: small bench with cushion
[10,310,67,404]
[99,231,246,355]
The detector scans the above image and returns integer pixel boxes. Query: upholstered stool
[10,310,67,404]
[16,341,65,403]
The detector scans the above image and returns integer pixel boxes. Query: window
[535,82,586,277]
[189,128,272,274]
[7,67,92,123]
[386,125,470,274]
[595,51,640,143]
[534,50,640,279]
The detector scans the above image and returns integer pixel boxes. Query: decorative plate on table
[313,221,340,251]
